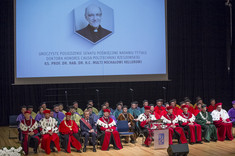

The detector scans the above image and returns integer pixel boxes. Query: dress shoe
[83,147,86,152]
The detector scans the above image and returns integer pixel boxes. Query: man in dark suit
[76,4,112,43]
[80,110,97,152]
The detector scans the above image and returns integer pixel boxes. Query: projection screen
[14,0,168,84]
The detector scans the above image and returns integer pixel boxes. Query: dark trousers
[81,132,96,147]
[18,128,22,141]
[141,127,149,139]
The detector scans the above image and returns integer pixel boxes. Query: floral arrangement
[0,147,24,156]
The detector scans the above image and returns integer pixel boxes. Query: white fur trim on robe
[178,114,195,123]
[137,113,156,122]
[20,120,38,132]
[211,109,229,121]
[161,115,178,124]
[96,119,116,128]
[39,117,58,134]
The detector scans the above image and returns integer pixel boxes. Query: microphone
[96,89,99,92]
[65,91,67,94]
[162,87,166,90]
[130,88,134,91]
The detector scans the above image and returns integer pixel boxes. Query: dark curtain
[0,0,234,126]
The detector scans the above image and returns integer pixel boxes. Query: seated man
[53,104,65,123]
[128,101,141,119]
[194,103,202,116]
[178,105,202,144]
[150,104,160,119]
[104,101,114,114]
[137,106,157,147]
[50,110,60,127]
[207,98,216,113]
[35,106,44,122]
[193,96,204,108]
[211,103,233,141]
[117,105,136,143]
[169,99,180,115]
[80,110,97,152]
[84,100,99,115]
[73,101,84,116]
[184,99,195,114]
[27,105,37,119]
[196,104,217,142]
[170,99,181,108]
[140,100,149,114]
[161,106,187,145]
[58,103,67,115]
[59,112,82,153]
[97,109,122,151]
[154,99,167,117]
[228,100,235,127]
[113,103,123,119]
[39,110,61,154]
[87,106,99,123]
[68,106,82,127]
[20,110,40,154]
[98,104,108,118]
[16,105,27,141]
[40,102,49,111]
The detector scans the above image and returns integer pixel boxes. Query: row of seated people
[18,109,122,155]
[16,98,235,154]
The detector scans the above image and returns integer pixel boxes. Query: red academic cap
[166,106,173,110]
[103,109,111,113]
[65,112,72,116]
[24,110,31,114]
[43,110,51,114]
[181,105,189,109]
[144,106,151,110]
[215,103,222,107]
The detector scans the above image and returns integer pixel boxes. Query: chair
[116,120,134,137]
[232,127,235,137]
[80,135,98,149]
[9,115,18,139]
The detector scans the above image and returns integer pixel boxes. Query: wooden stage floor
[2,127,235,156]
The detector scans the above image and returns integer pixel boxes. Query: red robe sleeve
[140,120,148,128]
[72,120,79,133]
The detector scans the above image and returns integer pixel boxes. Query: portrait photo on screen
[74,0,114,44]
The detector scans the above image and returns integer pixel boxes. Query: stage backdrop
[0,0,234,126]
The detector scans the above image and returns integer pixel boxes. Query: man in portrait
[76,4,112,43]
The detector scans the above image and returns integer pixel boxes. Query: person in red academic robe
[137,106,157,147]
[169,100,181,115]
[39,110,61,154]
[161,107,188,145]
[185,99,195,114]
[194,103,202,116]
[207,98,216,113]
[19,111,40,155]
[59,112,82,153]
[211,103,233,141]
[178,105,202,144]
[97,109,122,151]
[154,99,167,117]
[150,104,160,119]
